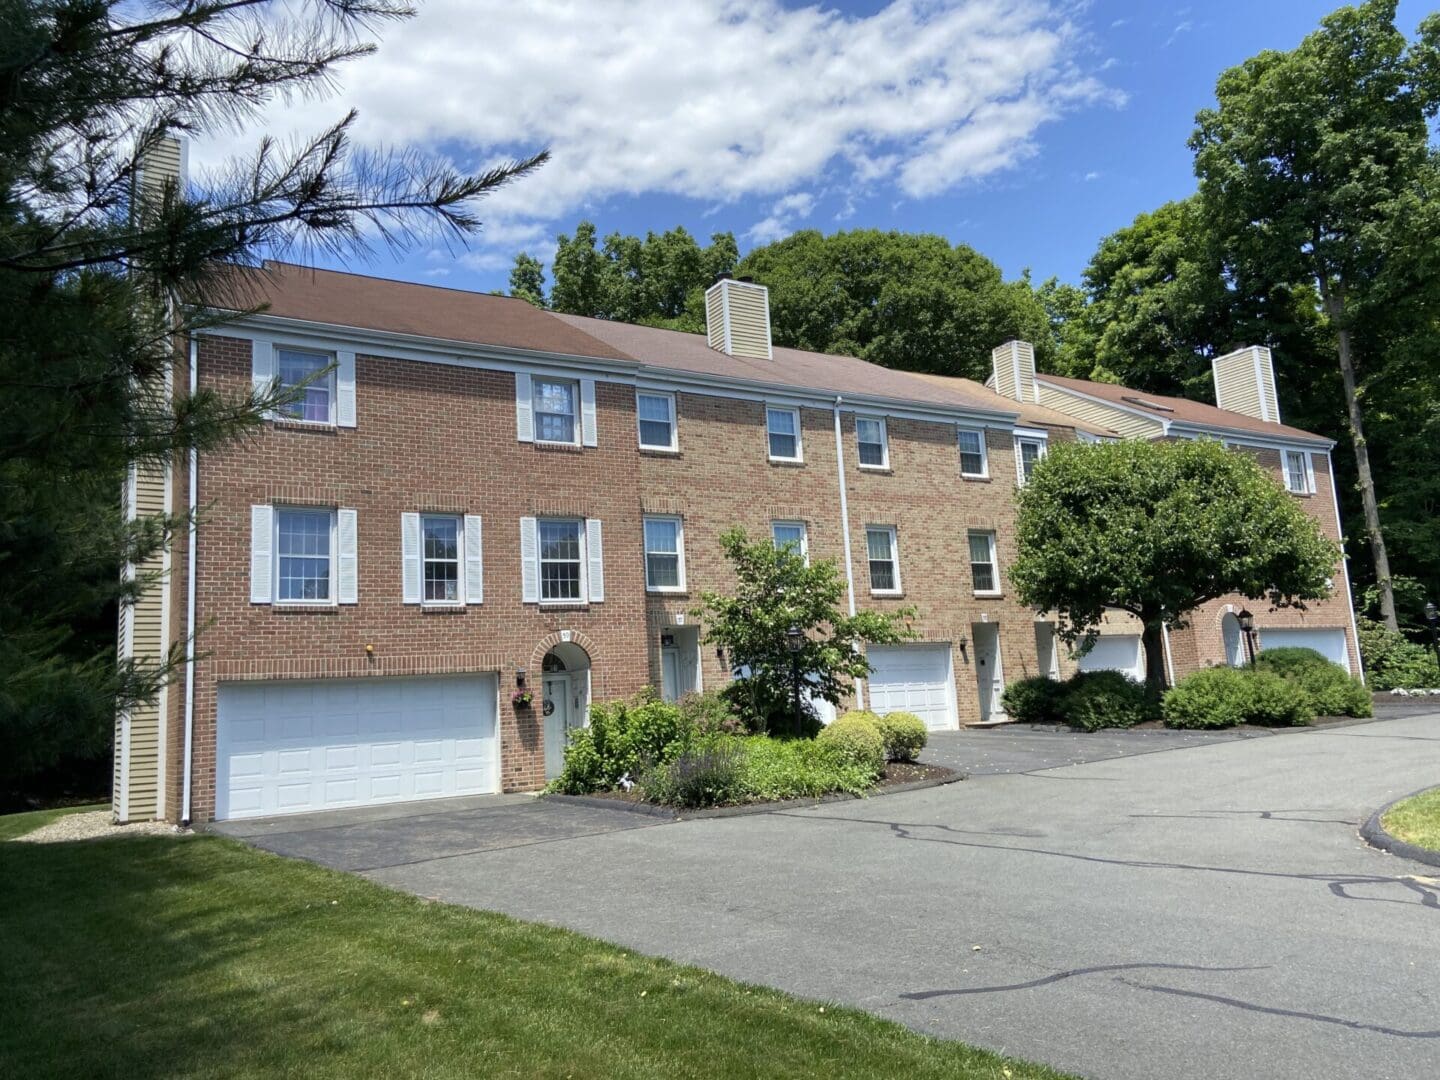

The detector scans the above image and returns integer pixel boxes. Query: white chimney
[1212,346,1280,423]
[991,340,1037,403]
[136,134,186,205]
[705,275,772,360]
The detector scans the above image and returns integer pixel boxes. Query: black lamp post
[1426,602,1440,672]
[785,624,805,737]
[1237,609,1256,664]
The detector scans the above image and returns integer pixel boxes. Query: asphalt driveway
[225,715,1440,1079]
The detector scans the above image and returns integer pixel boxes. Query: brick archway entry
[529,632,599,781]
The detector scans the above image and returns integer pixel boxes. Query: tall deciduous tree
[0,0,543,782]
[1010,440,1337,696]
[696,529,914,736]
[1190,0,1440,630]
[508,252,546,307]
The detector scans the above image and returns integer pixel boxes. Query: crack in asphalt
[1127,809,1360,827]
[901,962,1265,1000]
[776,813,1440,910]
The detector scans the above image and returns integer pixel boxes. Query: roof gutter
[833,396,864,711]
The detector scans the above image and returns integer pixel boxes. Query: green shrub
[549,691,694,794]
[875,711,927,762]
[641,744,746,808]
[1001,676,1068,724]
[815,713,885,776]
[1062,670,1149,731]
[736,736,878,801]
[677,689,749,736]
[1252,647,1371,717]
[1163,666,1313,729]
[1357,617,1440,691]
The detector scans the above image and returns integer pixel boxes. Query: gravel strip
[11,810,187,844]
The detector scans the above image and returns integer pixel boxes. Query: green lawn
[1382,786,1440,853]
[0,802,105,842]
[0,818,1071,1080]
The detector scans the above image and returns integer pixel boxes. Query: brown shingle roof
[1036,373,1330,444]
[243,261,634,362]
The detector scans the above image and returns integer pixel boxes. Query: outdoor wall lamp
[1236,609,1256,663]
[956,633,969,661]
[515,669,527,688]
[1425,602,1439,670]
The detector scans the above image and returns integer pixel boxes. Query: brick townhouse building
[113,259,1360,825]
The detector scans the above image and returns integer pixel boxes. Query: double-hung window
[1015,436,1046,486]
[958,427,988,477]
[637,392,677,451]
[643,516,685,591]
[277,508,334,602]
[534,378,579,444]
[866,526,900,595]
[969,530,1000,595]
[1284,450,1312,494]
[538,519,584,602]
[856,416,888,468]
[772,521,809,563]
[422,515,461,604]
[276,348,335,424]
[766,407,802,461]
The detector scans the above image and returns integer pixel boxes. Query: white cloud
[194,1,1119,267]
[746,191,817,244]
[1164,20,1193,47]
[1083,170,1101,181]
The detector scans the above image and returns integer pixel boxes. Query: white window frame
[968,529,1001,597]
[865,525,901,596]
[957,427,989,478]
[771,520,809,564]
[275,346,336,426]
[636,391,678,452]
[537,517,586,604]
[855,415,889,470]
[642,515,686,593]
[1014,435,1047,486]
[274,507,336,606]
[420,513,463,607]
[533,376,581,446]
[766,406,803,463]
[1284,450,1314,494]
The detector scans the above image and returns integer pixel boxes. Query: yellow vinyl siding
[723,286,771,360]
[991,341,1035,403]
[1037,384,1164,440]
[705,287,726,352]
[115,462,168,821]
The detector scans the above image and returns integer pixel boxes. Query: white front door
[661,649,682,702]
[1034,622,1060,679]
[659,628,701,702]
[973,624,1006,722]
[543,674,573,780]
[866,643,958,731]
[216,674,499,820]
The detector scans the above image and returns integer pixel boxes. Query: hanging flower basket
[511,689,534,709]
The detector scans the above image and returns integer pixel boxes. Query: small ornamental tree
[1009,439,1337,696]
[696,528,915,735]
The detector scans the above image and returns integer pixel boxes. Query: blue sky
[215,1,1431,296]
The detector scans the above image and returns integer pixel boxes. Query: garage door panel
[867,644,957,731]
[217,675,498,820]
[1078,636,1144,682]
[1258,628,1349,671]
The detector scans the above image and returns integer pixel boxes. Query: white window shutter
[337,508,358,604]
[249,504,274,604]
[336,350,357,428]
[1014,440,1025,486]
[464,515,483,605]
[586,518,605,602]
[251,340,276,417]
[580,378,598,447]
[520,517,539,603]
[515,372,534,442]
[400,512,422,604]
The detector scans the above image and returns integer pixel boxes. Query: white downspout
[181,337,198,824]
[833,397,864,710]
[1326,452,1365,683]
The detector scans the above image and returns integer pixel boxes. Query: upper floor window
[538,518,584,601]
[1285,450,1313,494]
[643,516,685,591]
[637,392,677,451]
[534,377,579,444]
[866,525,900,595]
[422,514,461,604]
[958,427,988,478]
[772,521,809,563]
[277,348,335,424]
[766,406,802,462]
[968,530,1000,595]
[277,508,333,602]
[856,416,889,469]
[1015,436,1046,486]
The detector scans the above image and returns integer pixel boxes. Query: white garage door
[1258,628,1351,672]
[1078,635,1145,682]
[866,644,957,731]
[217,675,498,820]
